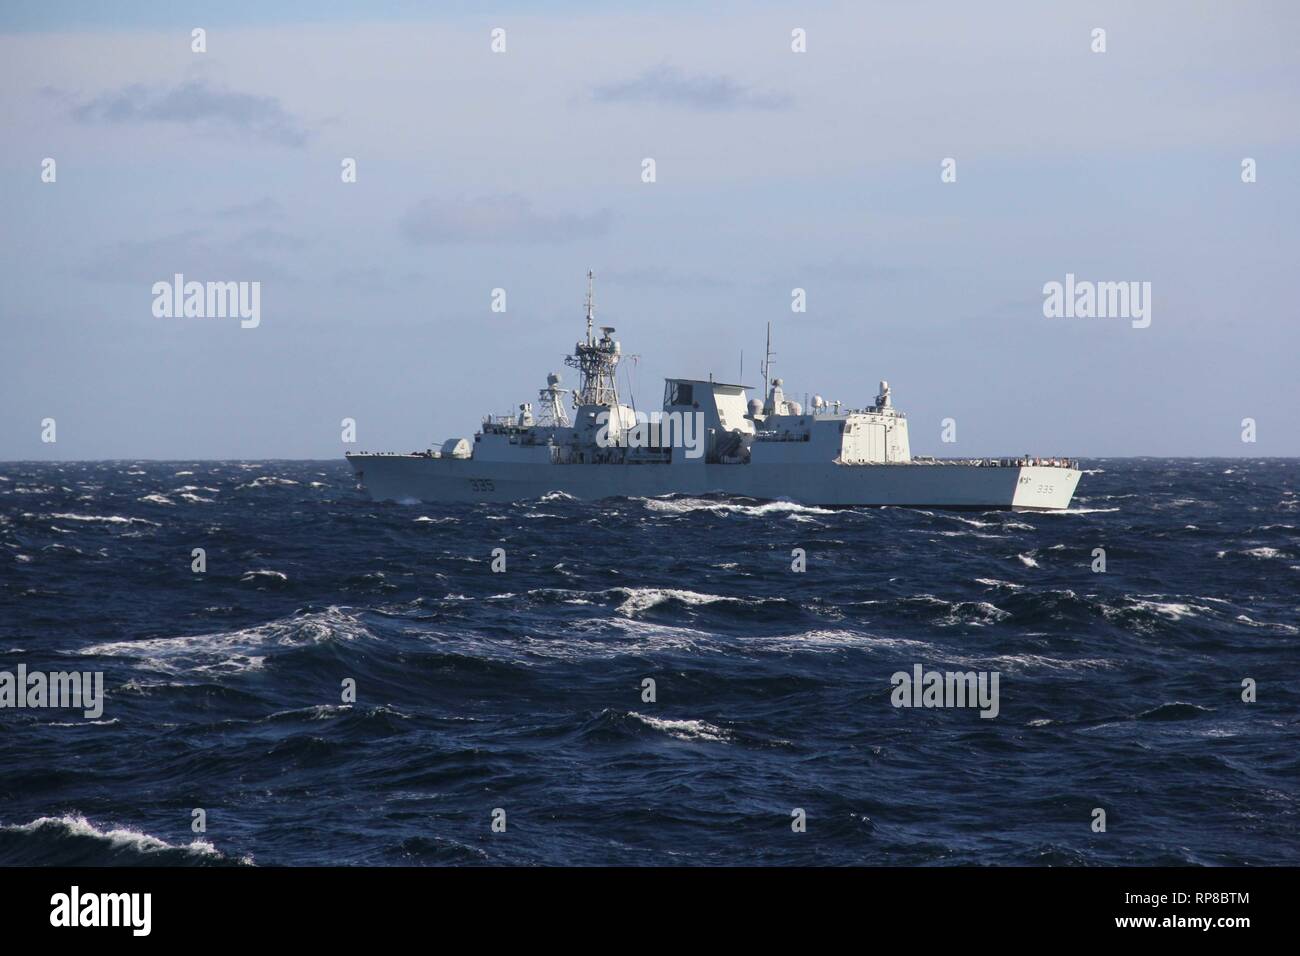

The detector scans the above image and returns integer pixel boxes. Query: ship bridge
[662,379,755,435]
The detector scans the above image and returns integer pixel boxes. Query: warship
[346,273,1080,510]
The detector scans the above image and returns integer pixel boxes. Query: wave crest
[0,815,250,866]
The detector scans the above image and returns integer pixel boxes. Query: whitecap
[641,496,834,517]
[241,569,287,583]
[985,653,1117,672]
[78,606,366,674]
[1,814,230,861]
[947,515,997,528]
[629,711,729,742]
[238,476,299,489]
[753,629,933,654]
[1235,614,1299,634]
[940,601,1011,626]
[615,587,751,616]
[1124,599,1208,621]
[45,512,160,527]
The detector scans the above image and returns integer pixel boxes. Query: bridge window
[665,382,694,407]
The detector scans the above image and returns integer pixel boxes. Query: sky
[2,0,1298,460]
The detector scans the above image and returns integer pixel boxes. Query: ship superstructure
[346,274,1081,510]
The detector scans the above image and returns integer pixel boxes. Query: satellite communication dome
[813,395,825,408]
[748,399,763,416]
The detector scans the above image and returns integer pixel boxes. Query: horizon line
[4,456,1299,465]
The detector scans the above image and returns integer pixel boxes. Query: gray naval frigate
[347,273,1080,510]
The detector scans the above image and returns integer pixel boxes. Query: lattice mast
[565,270,621,407]
[537,373,571,426]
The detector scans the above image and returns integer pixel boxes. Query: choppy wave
[0,815,250,867]
[628,711,731,742]
[615,586,756,616]
[80,606,368,674]
[640,495,835,517]
[3,458,1298,866]
[1241,546,1285,559]
[43,512,160,526]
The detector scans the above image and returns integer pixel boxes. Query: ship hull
[345,454,1080,511]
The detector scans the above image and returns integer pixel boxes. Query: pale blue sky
[2,1,1298,459]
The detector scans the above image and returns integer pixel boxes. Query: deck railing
[910,456,1080,469]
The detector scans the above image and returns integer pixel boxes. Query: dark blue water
[1,459,1297,866]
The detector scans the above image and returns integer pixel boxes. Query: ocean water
[1,459,1297,866]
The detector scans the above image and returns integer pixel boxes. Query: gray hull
[346,454,1080,511]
